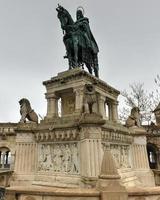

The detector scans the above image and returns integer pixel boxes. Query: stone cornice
[0,124,17,136]
[102,130,133,144]
[43,68,120,97]
[102,121,134,135]
[15,123,38,133]
[6,186,100,197]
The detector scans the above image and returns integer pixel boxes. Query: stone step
[119,169,141,187]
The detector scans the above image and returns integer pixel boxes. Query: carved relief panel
[110,144,130,169]
[61,94,75,115]
[38,142,79,174]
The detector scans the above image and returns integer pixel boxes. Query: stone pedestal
[131,127,155,187]
[43,68,120,121]
[12,123,37,186]
[3,69,158,200]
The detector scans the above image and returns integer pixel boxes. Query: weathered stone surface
[97,148,128,200]
[0,69,159,200]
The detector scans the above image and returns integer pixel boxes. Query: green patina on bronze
[56,5,99,78]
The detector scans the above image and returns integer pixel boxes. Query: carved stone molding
[102,131,133,144]
[16,133,35,143]
[35,129,80,142]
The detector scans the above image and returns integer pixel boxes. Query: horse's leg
[86,63,92,75]
[66,48,72,69]
[93,54,99,78]
[94,66,99,78]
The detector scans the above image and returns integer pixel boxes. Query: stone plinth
[131,127,155,187]
[43,68,120,122]
[5,186,100,200]
[1,69,158,200]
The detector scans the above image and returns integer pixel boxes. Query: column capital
[112,100,119,105]
[73,86,84,95]
[45,93,59,99]
[99,94,106,101]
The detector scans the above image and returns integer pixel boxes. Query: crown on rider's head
[76,6,85,16]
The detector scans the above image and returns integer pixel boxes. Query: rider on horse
[56,5,99,78]
[75,9,99,55]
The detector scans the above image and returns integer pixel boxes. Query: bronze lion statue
[125,107,141,127]
[19,98,38,123]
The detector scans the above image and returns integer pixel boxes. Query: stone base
[134,170,155,187]
[78,113,105,125]
[97,179,128,200]
[6,185,160,200]
[5,186,99,200]
[127,186,160,200]
[119,169,141,187]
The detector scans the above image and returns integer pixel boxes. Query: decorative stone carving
[71,143,79,173]
[110,144,130,168]
[121,145,130,168]
[102,130,133,144]
[110,144,121,168]
[39,145,53,171]
[83,84,96,114]
[125,107,141,127]
[19,98,38,123]
[38,143,79,174]
[61,95,75,115]
[35,129,80,142]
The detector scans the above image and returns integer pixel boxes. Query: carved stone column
[74,87,84,114]
[99,94,106,119]
[46,93,58,118]
[111,101,119,122]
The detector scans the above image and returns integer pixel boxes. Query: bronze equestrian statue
[56,5,99,78]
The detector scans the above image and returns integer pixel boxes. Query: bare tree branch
[119,82,159,124]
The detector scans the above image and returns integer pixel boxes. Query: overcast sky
[0,0,160,122]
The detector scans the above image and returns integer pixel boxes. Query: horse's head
[56,5,74,31]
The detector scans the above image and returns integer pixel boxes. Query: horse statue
[19,98,38,123]
[56,5,99,78]
[125,107,141,127]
